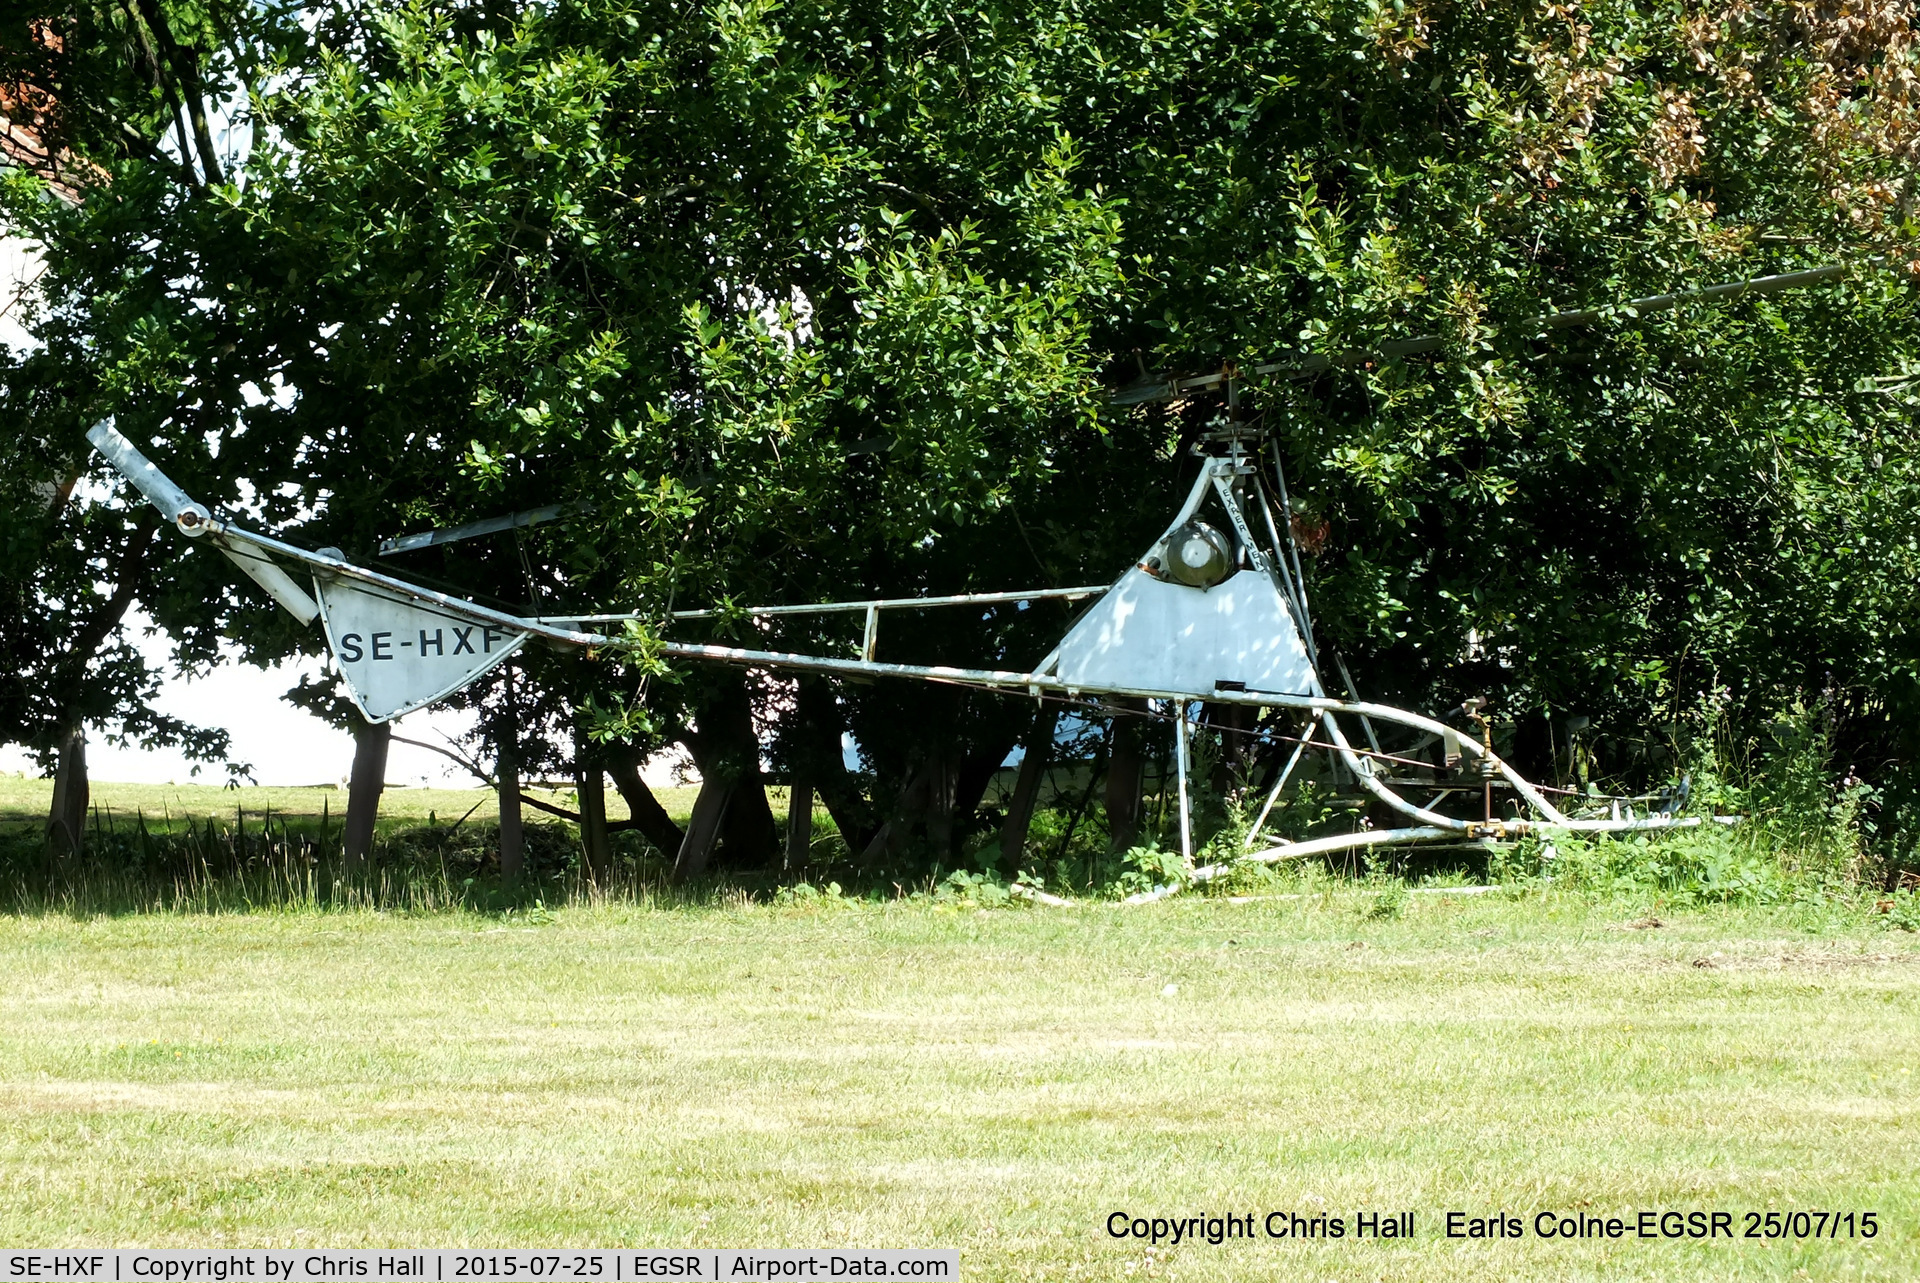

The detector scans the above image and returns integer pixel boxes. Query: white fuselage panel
[1055,567,1319,698]
[314,575,529,722]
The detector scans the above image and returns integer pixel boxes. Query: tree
[216,0,1127,874]
[0,1,315,844]
[1049,0,1920,794]
[11,0,1920,878]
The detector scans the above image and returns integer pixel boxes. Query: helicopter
[87,262,1842,888]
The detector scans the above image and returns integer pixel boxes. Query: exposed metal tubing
[1162,462,1220,536]
[652,635,1575,832]
[91,426,1581,835]
[1333,651,1383,756]
[1321,696,1573,825]
[152,541,1690,838]
[378,503,574,556]
[1245,718,1316,850]
[208,533,320,624]
[1315,711,1469,831]
[1253,481,1311,645]
[654,639,1094,692]
[1242,826,1461,865]
[648,636,1571,821]
[540,584,1113,624]
[88,428,584,645]
[1264,448,1320,675]
[212,523,603,648]
[89,423,318,622]
[86,421,205,529]
[92,429,1712,842]
[1153,813,1707,901]
[1537,264,1850,331]
[1175,702,1194,868]
[1202,812,1705,889]
[1122,826,1468,901]
[1522,815,1703,835]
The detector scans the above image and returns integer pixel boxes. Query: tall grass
[0,803,689,917]
[1482,697,1911,912]
[6,693,1912,917]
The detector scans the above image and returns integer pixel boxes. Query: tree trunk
[672,776,734,884]
[344,720,390,868]
[498,749,524,885]
[46,723,88,857]
[861,760,932,868]
[41,516,160,864]
[1000,706,1058,871]
[682,672,778,869]
[925,748,959,858]
[953,728,1025,831]
[497,680,524,884]
[784,778,813,872]
[718,769,780,867]
[576,740,613,887]
[607,754,687,857]
[794,677,875,851]
[1106,700,1147,853]
[133,0,224,182]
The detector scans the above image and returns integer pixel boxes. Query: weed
[1365,883,1408,920]
[772,880,852,907]
[1881,888,1920,932]
[1544,828,1797,905]
[1111,841,1188,898]
[931,870,1016,907]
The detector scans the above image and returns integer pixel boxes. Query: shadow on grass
[0,805,763,918]
[3,794,1902,925]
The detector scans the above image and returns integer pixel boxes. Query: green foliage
[1544,829,1796,907]
[1257,780,1341,848]
[1745,702,1879,879]
[1364,882,1408,920]
[0,0,313,772]
[10,0,1920,886]
[771,880,852,907]
[1882,888,1920,933]
[930,869,1015,908]
[1495,699,1882,907]
[1110,840,1187,898]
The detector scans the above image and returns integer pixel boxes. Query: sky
[0,608,484,788]
[1,237,37,351]
[3,233,495,789]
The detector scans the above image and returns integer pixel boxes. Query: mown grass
[0,884,1913,1280]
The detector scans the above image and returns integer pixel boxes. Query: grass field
[0,884,1914,1279]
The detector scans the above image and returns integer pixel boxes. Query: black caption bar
[0,1253,957,1283]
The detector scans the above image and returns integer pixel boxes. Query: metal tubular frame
[1174,702,1194,869]
[158,508,1679,846]
[1245,717,1315,850]
[378,503,574,557]
[90,409,1716,887]
[540,584,1110,625]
